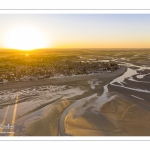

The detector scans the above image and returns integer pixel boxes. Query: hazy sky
[0,14,150,49]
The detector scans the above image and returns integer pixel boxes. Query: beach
[59,63,150,136]
[0,66,127,136]
[0,55,150,136]
[1,63,150,136]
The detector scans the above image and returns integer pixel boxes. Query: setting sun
[3,25,49,50]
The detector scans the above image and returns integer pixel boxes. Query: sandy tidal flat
[60,63,150,136]
[0,66,126,136]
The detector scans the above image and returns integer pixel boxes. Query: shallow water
[1,61,150,136]
[94,62,150,112]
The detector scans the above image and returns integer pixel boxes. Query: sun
[3,25,49,50]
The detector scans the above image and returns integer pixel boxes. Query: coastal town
[0,53,119,84]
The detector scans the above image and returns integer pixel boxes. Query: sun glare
[3,25,49,50]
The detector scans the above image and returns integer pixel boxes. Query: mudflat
[1,64,150,136]
[0,66,127,136]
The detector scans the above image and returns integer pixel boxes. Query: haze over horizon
[0,14,150,50]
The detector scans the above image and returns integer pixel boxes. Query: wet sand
[100,94,150,135]
[59,65,150,136]
[0,66,127,136]
[1,63,150,136]
[61,88,150,136]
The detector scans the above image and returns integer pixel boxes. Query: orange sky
[0,14,150,50]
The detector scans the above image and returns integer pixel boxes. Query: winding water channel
[59,61,150,135]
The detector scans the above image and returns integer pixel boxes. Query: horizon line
[1,47,150,50]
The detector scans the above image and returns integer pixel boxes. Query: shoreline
[58,64,150,136]
[0,66,126,91]
[0,66,127,136]
[58,66,127,136]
